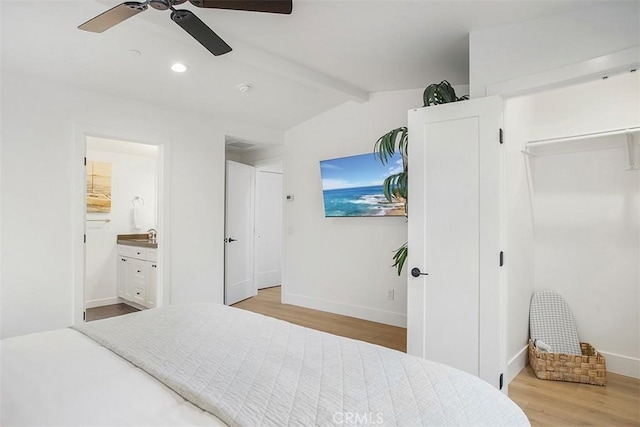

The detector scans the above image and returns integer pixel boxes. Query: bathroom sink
[116,235,158,248]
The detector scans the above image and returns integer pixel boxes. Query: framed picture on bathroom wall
[86,161,112,213]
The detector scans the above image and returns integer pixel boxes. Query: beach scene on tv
[319,152,406,217]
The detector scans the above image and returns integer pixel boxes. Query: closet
[527,130,638,352]
[505,71,639,379]
[406,70,640,389]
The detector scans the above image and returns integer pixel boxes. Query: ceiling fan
[78,0,293,56]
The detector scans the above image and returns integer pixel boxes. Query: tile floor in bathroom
[86,303,140,322]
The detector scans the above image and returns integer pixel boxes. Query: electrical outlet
[387,289,395,301]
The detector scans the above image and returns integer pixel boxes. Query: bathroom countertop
[117,234,158,249]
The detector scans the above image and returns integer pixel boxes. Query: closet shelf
[523,127,640,170]
[526,127,640,149]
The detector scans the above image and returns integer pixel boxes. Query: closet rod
[527,127,640,148]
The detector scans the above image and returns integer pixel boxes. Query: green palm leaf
[374,126,407,165]
[375,80,468,275]
[423,80,469,107]
[391,243,408,276]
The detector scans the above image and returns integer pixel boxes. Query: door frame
[73,122,171,325]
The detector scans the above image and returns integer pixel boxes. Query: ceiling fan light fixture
[78,0,292,56]
[171,63,188,73]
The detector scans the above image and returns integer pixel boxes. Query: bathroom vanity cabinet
[117,244,157,309]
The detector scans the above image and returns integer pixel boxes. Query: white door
[407,96,504,389]
[254,170,283,289]
[225,161,256,305]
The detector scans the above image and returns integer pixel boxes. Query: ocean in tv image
[319,152,405,217]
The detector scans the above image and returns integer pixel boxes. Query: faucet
[147,228,157,243]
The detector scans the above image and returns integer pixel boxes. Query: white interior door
[254,170,283,289]
[407,96,504,389]
[225,161,256,305]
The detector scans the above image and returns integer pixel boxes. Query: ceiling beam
[228,40,370,103]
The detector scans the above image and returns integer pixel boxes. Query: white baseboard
[599,351,640,379]
[282,292,407,328]
[85,297,119,309]
[508,345,529,383]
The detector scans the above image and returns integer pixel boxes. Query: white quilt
[73,304,528,426]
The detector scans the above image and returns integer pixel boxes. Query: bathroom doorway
[84,136,161,321]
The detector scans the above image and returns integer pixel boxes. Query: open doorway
[224,137,284,305]
[84,136,161,321]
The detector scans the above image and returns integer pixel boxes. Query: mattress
[2,304,530,426]
[1,328,225,426]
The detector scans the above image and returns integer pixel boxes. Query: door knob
[224,238,238,243]
[411,267,428,277]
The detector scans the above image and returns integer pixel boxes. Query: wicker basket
[528,339,606,386]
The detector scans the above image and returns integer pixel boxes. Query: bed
[1,304,529,426]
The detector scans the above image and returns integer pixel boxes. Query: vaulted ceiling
[1,0,614,132]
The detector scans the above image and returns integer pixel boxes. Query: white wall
[283,88,427,327]
[505,71,640,378]
[470,3,640,98]
[85,142,158,308]
[226,145,284,168]
[0,70,283,339]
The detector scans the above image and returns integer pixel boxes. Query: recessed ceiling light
[237,84,252,93]
[171,63,188,73]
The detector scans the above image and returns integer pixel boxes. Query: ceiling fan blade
[79,2,148,33]
[171,9,232,56]
[189,0,292,14]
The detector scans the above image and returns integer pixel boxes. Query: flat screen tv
[319,152,405,217]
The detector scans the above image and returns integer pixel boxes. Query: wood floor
[86,303,140,322]
[233,286,406,351]
[510,365,640,426]
[234,286,640,426]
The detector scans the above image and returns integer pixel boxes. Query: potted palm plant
[373,81,468,275]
